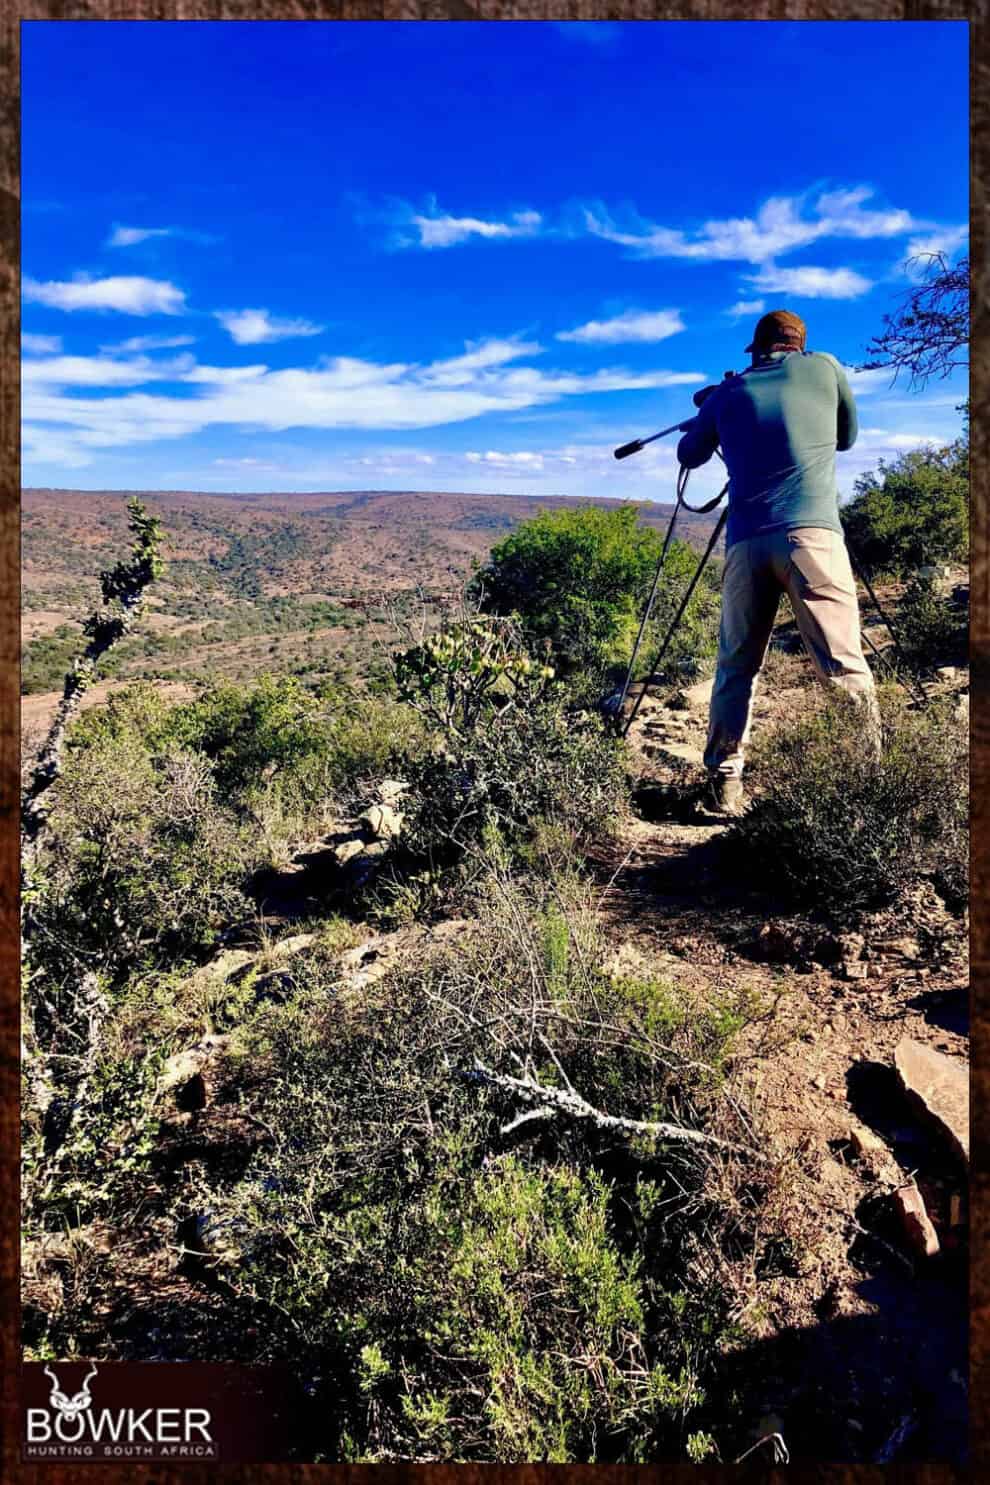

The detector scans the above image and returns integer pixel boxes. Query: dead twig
[463,1062,767,1160]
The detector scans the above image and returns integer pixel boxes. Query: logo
[24,1363,217,1460]
[45,1362,97,1419]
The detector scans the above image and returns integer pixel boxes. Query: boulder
[892,1181,940,1259]
[377,779,409,807]
[159,1034,232,1113]
[894,1036,969,1167]
[361,802,404,841]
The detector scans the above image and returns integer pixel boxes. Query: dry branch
[464,1061,766,1161]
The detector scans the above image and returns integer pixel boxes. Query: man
[676,308,877,816]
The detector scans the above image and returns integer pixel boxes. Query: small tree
[22,497,165,847]
[842,437,968,574]
[470,504,700,676]
[861,251,969,388]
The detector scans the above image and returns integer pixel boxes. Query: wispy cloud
[22,352,196,387]
[100,333,196,353]
[745,264,873,299]
[214,308,325,344]
[581,186,922,265]
[725,299,765,320]
[22,275,187,314]
[107,224,173,247]
[409,207,542,250]
[21,332,62,354]
[373,195,543,250]
[22,337,707,467]
[107,222,219,247]
[556,309,684,345]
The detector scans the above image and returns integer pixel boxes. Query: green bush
[195,873,761,1461]
[896,569,968,673]
[728,687,967,911]
[470,504,715,686]
[842,437,968,575]
[24,731,255,991]
[387,616,627,902]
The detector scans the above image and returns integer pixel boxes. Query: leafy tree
[862,251,969,388]
[469,504,702,675]
[842,435,968,574]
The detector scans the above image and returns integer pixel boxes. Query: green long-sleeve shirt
[676,349,859,549]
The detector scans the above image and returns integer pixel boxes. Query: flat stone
[892,1181,939,1259]
[274,933,316,959]
[681,677,714,711]
[842,960,868,981]
[656,742,705,767]
[894,1036,969,1167]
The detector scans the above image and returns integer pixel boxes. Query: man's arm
[676,398,720,468]
[835,361,858,451]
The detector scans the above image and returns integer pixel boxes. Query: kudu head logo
[44,1364,97,1419]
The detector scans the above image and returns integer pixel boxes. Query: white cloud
[22,338,707,469]
[106,223,218,248]
[581,186,920,265]
[725,299,765,320]
[746,264,873,299]
[101,333,196,353]
[22,352,196,388]
[22,275,187,315]
[21,332,62,354]
[214,308,325,344]
[411,207,542,249]
[812,187,917,239]
[556,309,684,345]
[107,224,173,247]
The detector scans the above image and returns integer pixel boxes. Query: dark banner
[20,1363,299,1464]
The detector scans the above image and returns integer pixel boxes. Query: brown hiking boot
[705,773,746,817]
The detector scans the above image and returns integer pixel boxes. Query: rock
[892,1181,939,1258]
[848,1123,886,1159]
[842,960,869,981]
[754,921,803,962]
[894,1036,969,1167]
[811,1073,827,1090]
[936,666,959,682]
[377,778,409,806]
[273,933,316,959]
[159,1034,231,1113]
[656,742,705,767]
[361,803,404,841]
[334,833,371,865]
[875,936,921,961]
[681,677,714,711]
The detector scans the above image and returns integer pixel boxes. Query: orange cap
[745,309,807,354]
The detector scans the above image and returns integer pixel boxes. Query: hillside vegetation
[21,476,969,1464]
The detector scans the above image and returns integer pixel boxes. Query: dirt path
[594,664,969,1463]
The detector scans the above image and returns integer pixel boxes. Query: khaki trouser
[705,526,879,780]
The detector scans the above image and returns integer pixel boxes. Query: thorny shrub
[190,868,774,1462]
[728,686,968,911]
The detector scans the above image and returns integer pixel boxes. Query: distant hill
[20,487,722,704]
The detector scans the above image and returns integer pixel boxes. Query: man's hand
[693,371,738,409]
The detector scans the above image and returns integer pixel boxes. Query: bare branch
[463,1061,767,1160]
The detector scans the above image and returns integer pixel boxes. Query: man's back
[678,350,858,548]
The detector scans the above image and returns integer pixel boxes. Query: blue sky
[22,19,969,503]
